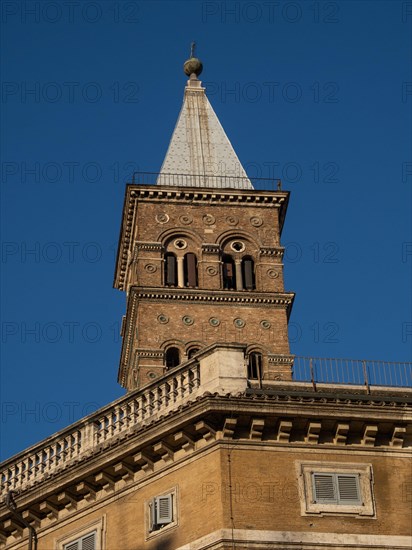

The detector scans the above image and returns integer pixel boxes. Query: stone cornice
[1,391,410,544]
[118,286,295,384]
[133,287,294,306]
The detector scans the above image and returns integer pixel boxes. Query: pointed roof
[157,62,252,190]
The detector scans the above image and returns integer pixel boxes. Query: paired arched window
[164,247,198,288]
[165,347,180,370]
[248,352,262,380]
[222,254,255,290]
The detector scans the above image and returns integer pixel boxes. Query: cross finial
[190,41,196,58]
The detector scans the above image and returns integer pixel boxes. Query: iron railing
[130,171,282,191]
[292,356,412,389]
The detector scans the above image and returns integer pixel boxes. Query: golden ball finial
[183,42,203,77]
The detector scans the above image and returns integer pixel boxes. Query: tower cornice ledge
[133,287,295,306]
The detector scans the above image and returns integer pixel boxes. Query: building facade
[1,56,411,550]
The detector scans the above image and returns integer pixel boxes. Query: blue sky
[1,0,411,460]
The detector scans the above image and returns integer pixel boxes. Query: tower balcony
[130,171,282,192]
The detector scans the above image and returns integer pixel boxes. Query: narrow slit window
[165,253,177,286]
[184,253,198,287]
[222,254,236,290]
[242,257,255,290]
[248,352,262,380]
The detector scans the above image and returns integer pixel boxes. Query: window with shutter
[64,531,96,550]
[313,473,337,503]
[299,462,374,517]
[156,495,173,523]
[337,474,361,504]
[148,492,175,533]
[313,473,360,505]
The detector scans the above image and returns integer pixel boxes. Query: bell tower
[114,53,295,391]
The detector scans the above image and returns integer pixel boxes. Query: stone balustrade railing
[2,347,410,497]
[0,359,204,496]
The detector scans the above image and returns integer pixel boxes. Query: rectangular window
[146,488,178,539]
[56,517,105,550]
[298,462,375,517]
[149,494,173,531]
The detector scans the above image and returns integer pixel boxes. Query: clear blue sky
[1,1,411,461]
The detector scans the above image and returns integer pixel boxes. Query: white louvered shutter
[64,532,96,550]
[337,475,361,504]
[313,473,337,503]
[156,494,173,524]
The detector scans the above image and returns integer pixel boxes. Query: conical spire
[157,50,253,189]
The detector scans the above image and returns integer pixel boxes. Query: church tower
[1,53,410,550]
[114,54,294,391]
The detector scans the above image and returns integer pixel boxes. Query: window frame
[298,462,376,517]
[56,517,105,550]
[146,487,178,540]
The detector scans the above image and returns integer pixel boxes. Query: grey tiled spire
[157,57,252,189]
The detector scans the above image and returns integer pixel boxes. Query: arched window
[222,254,236,290]
[165,347,180,370]
[187,347,200,359]
[248,352,262,380]
[164,253,177,286]
[184,253,198,287]
[242,257,255,290]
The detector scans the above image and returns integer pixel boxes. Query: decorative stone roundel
[182,315,194,326]
[144,264,157,273]
[206,265,218,276]
[156,213,169,224]
[234,318,245,328]
[148,371,157,380]
[157,314,169,324]
[179,215,193,225]
[260,320,271,330]
[203,214,216,225]
[209,317,220,327]
[227,216,239,226]
[267,269,279,279]
[174,239,187,250]
[230,241,245,253]
[250,216,263,227]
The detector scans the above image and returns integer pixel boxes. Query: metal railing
[292,356,412,389]
[130,171,282,191]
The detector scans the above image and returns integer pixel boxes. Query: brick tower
[1,52,410,550]
[114,54,294,391]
